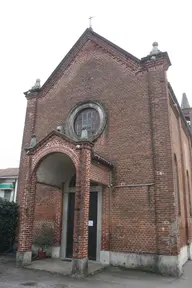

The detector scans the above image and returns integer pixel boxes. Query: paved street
[0,256,192,288]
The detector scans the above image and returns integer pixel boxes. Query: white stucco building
[0,168,19,202]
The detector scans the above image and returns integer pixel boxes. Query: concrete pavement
[0,255,192,287]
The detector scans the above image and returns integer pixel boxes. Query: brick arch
[31,144,79,175]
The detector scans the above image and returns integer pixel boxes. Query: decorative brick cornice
[141,52,171,71]
[92,152,114,169]
[90,30,140,64]
[76,140,94,148]
[24,89,40,100]
[25,28,142,100]
[26,130,77,154]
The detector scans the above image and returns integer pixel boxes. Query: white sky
[0,0,191,168]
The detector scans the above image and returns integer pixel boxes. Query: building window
[173,154,181,215]
[4,190,12,201]
[74,108,100,137]
[185,116,191,127]
[187,171,192,216]
[65,101,107,141]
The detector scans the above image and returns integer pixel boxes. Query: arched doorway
[34,152,76,258]
[36,152,76,188]
[34,152,102,262]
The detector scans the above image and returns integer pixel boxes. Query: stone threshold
[26,258,108,278]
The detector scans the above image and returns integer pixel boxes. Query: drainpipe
[14,179,18,203]
[108,168,115,255]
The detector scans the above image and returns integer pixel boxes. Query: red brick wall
[18,40,165,255]
[180,129,192,245]
[73,144,92,259]
[17,169,36,252]
[33,183,63,246]
[35,41,154,186]
[17,98,37,204]
[90,163,110,186]
[169,98,192,249]
[101,186,110,251]
[180,128,192,246]
[18,33,192,257]
[169,106,185,247]
[141,63,179,256]
[23,41,156,255]
[111,185,156,253]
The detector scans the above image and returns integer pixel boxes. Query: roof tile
[0,168,19,177]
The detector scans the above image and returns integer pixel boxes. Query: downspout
[108,170,113,254]
[14,179,18,202]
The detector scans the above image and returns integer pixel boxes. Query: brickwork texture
[17,28,192,262]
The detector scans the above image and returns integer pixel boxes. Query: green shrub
[0,198,18,252]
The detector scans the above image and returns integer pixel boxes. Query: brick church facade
[17,28,192,277]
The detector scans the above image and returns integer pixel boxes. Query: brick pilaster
[17,91,39,265]
[142,54,179,257]
[17,94,38,204]
[72,141,93,275]
[17,155,36,265]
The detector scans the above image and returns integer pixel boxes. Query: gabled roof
[27,130,77,154]
[25,28,141,98]
[41,28,141,89]
[0,168,19,178]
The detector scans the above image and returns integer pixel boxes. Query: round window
[65,101,107,141]
[74,108,100,138]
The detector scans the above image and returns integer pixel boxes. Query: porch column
[72,142,93,276]
[52,188,63,258]
[16,155,36,266]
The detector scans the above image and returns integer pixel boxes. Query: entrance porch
[16,131,113,277]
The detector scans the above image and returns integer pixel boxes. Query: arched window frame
[173,154,181,216]
[186,170,192,217]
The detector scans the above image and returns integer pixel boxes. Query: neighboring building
[0,168,19,202]
[17,28,192,277]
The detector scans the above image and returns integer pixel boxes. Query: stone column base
[157,255,183,277]
[51,246,60,258]
[71,258,88,277]
[100,251,111,265]
[16,251,32,267]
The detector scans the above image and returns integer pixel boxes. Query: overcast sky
[0,0,191,168]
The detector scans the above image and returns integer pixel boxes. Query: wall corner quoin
[20,96,38,152]
[145,48,177,256]
[17,153,36,256]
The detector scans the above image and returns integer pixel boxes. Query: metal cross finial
[89,16,95,29]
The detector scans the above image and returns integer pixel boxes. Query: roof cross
[88,16,95,29]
